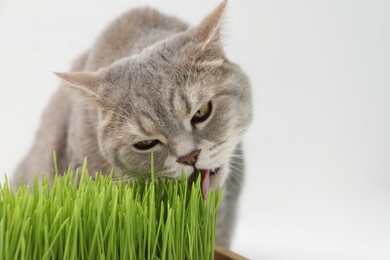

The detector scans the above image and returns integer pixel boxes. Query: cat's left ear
[54,70,106,101]
[189,0,227,51]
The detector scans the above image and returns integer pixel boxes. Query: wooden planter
[214,245,247,260]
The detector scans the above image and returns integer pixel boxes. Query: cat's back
[85,7,189,70]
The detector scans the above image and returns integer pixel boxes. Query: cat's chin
[188,166,224,199]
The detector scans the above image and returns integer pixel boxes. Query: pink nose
[177,150,200,166]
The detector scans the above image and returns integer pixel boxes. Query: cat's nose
[177,150,200,166]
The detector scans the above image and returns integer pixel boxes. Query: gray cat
[13,0,252,247]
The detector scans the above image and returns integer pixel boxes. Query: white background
[1,0,389,259]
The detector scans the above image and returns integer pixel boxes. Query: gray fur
[13,1,252,247]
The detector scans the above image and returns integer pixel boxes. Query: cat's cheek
[100,143,119,167]
[97,137,112,163]
[97,134,126,169]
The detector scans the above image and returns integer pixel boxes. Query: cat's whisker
[226,175,245,189]
[228,160,245,167]
[225,173,243,188]
[229,153,246,158]
[228,163,246,176]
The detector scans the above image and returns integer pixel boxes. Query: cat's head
[56,1,252,197]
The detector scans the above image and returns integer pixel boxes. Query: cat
[12,0,252,247]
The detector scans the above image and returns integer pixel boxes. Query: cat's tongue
[189,169,210,199]
[199,169,210,199]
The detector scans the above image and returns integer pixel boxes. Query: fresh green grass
[0,154,222,260]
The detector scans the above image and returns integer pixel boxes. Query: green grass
[0,154,222,260]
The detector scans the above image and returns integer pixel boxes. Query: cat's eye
[133,140,160,150]
[191,102,212,125]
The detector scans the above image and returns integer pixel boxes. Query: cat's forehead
[113,78,214,140]
[106,41,231,137]
[121,98,179,139]
[110,48,219,104]
[124,81,211,135]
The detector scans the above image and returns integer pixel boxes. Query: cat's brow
[135,115,153,136]
[168,88,192,117]
[168,88,176,115]
[179,90,192,115]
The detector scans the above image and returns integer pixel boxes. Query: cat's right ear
[54,70,105,102]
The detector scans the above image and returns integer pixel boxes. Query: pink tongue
[200,169,210,199]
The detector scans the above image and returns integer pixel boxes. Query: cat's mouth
[188,167,222,199]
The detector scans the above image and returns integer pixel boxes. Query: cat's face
[98,41,251,190]
[57,1,252,195]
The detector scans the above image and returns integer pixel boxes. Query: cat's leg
[12,51,90,190]
[216,143,245,248]
[11,87,72,190]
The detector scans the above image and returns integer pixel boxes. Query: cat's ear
[54,70,105,100]
[190,0,227,51]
